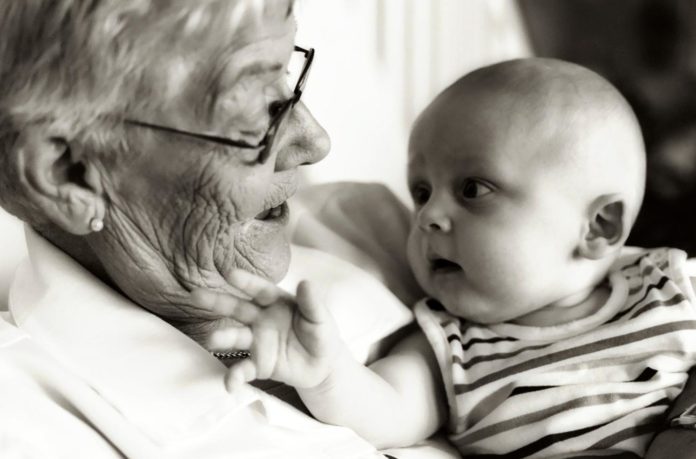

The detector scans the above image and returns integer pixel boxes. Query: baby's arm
[193,270,446,449]
[299,329,446,449]
[645,276,696,458]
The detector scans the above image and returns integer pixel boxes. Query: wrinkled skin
[80,5,330,341]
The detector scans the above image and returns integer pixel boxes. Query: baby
[195,58,696,457]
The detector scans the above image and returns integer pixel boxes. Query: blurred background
[2,0,696,296]
[294,0,531,204]
[295,0,696,255]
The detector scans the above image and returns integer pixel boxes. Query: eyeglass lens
[257,47,313,164]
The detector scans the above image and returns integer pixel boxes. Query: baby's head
[406,58,645,326]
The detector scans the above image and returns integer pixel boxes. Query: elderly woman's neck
[37,226,115,289]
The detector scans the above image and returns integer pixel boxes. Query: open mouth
[255,202,287,221]
[430,258,462,274]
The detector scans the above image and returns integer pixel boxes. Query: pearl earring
[89,217,104,232]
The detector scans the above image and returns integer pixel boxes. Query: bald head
[411,58,646,228]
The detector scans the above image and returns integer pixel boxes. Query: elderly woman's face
[89,3,329,326]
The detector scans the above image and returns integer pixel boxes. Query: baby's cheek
[406,233,426,280]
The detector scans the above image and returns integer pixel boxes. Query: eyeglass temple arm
[124,119,263,149]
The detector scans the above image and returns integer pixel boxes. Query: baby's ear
[578,194,627,260]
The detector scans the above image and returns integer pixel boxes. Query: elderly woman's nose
[275,102,330,171]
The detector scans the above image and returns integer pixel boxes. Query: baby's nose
[417,205,452,233]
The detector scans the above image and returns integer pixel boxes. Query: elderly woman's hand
[192,271,346,391]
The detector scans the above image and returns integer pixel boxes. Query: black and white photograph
[1,1,696,458]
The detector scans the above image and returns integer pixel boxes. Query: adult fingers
[208,325,253,351]
[228,269,294,306]
[191,289,262,324]
[296,280,329,324]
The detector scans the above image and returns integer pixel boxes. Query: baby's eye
[458,179,494,200]
[410,182,431,206]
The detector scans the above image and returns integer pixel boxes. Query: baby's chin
[430,292,509,325]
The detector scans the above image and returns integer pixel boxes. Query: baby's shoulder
[610,246,696,314]
[611,246,688,278]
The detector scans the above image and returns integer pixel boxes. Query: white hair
[0,0,293,222]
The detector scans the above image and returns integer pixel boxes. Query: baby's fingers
[191,289,262,324]
[225,359,257,392]
[296,280,330,324]
[228,269,294,306]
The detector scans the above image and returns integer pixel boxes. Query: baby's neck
[512,284,610,327]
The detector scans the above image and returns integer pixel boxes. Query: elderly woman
[0,1,694,458]
[0,0,412,457]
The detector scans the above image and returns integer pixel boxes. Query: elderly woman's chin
[233,201,292,282]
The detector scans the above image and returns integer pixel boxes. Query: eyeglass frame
[123,45,315,165]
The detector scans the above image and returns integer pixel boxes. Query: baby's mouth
[255,202,286,221]
[430,257,462,274]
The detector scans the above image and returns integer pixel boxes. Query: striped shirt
[415,248,696,458]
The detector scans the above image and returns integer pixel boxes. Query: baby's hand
[192,270,343,391]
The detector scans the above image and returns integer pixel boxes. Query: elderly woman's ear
[14,127,106,235]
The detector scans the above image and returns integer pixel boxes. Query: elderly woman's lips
[254,202,287,221]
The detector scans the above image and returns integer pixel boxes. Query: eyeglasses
[124,45,315,164]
